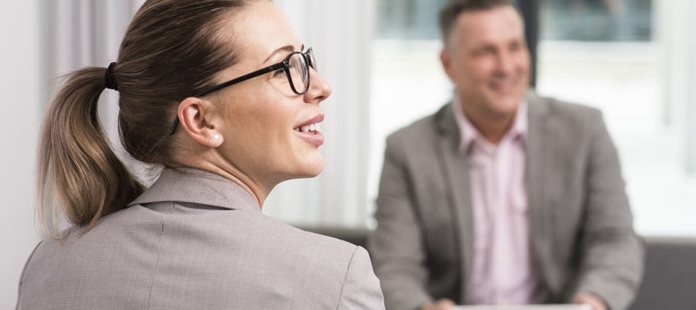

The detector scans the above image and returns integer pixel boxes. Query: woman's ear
[176,97,224,147]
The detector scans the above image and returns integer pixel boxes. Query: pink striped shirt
[452,100,541,305]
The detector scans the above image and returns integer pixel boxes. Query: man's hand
[420,299,456,310]
[573,292,608,310]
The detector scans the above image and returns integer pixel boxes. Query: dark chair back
[300,226,696,309]
[629,237,696,310]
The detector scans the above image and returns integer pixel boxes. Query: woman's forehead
[224,1,302,61]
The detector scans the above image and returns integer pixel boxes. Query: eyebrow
[263,44,305,63]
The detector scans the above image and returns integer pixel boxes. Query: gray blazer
[18,168,385,310]
[368,93,643,310]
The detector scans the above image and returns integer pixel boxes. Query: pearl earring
[213,133,221,141]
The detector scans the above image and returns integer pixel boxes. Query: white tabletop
[454,305,591,310]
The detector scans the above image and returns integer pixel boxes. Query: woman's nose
[304,69,332,104]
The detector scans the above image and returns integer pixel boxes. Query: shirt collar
[452,97,528,153]
[128,167,261,212]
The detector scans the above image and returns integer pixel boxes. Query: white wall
[267,0,374,227]
[0,0,42,308]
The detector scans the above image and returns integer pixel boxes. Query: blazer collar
[526,91,550,125]
[434,100,458,138]
[128,167,261,212]
[432,102,474,294]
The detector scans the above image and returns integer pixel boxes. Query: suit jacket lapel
[526,93,555,289]
[433,103,474,302]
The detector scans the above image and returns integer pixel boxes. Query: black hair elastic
[104,62,119,91]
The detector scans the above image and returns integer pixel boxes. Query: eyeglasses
[199,47,317,97]
[170,47,317,134]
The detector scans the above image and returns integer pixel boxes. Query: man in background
[368,0,643,309]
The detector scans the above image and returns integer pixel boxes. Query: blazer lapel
[526,93,555,289]
[433,103,474,302]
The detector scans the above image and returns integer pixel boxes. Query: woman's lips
[294,130,324,146]
[293,114,324,146]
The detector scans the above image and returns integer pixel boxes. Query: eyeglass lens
[288,53,309,94]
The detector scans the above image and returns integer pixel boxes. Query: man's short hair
[438,0,516,43]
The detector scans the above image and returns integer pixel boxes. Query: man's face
[441,5,530,122]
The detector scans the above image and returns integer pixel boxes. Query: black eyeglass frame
[170,47,316,134]
[197,47,316,97]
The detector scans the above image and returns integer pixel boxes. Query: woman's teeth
[294,123,320,133]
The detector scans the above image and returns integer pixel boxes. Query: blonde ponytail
[37,67,144,237]
[37,0,258,237]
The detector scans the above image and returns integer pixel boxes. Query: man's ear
[176,97,224,147]
[440,48,455,82]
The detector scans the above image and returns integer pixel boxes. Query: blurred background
[1,0,694,308]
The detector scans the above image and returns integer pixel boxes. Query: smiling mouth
[293,121,324,147]
[293,122,321,134]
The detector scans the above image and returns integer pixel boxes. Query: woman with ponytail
[17,1,384,309]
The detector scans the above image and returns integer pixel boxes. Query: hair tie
[104,62,119,91]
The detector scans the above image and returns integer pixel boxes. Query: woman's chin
[305,160,324,178]
[297,156,324,178]
[274,157,324,183]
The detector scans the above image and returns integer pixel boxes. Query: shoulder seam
[335,245,359,310]
[145,202,171,310]
[16,240,43,309]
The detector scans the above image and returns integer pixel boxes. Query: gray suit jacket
[18,168,385,310]
[368,94,643,310]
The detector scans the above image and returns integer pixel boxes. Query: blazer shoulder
[16,240,44,308]
[336,246,386,309]
[385,103,448,149]
[532,94,606,137]
[263,222,385,308]
[534,95,603,123]
[275,221,359,257]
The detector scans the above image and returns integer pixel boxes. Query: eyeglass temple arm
[169,62,288,135]
[196,62,287,97]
